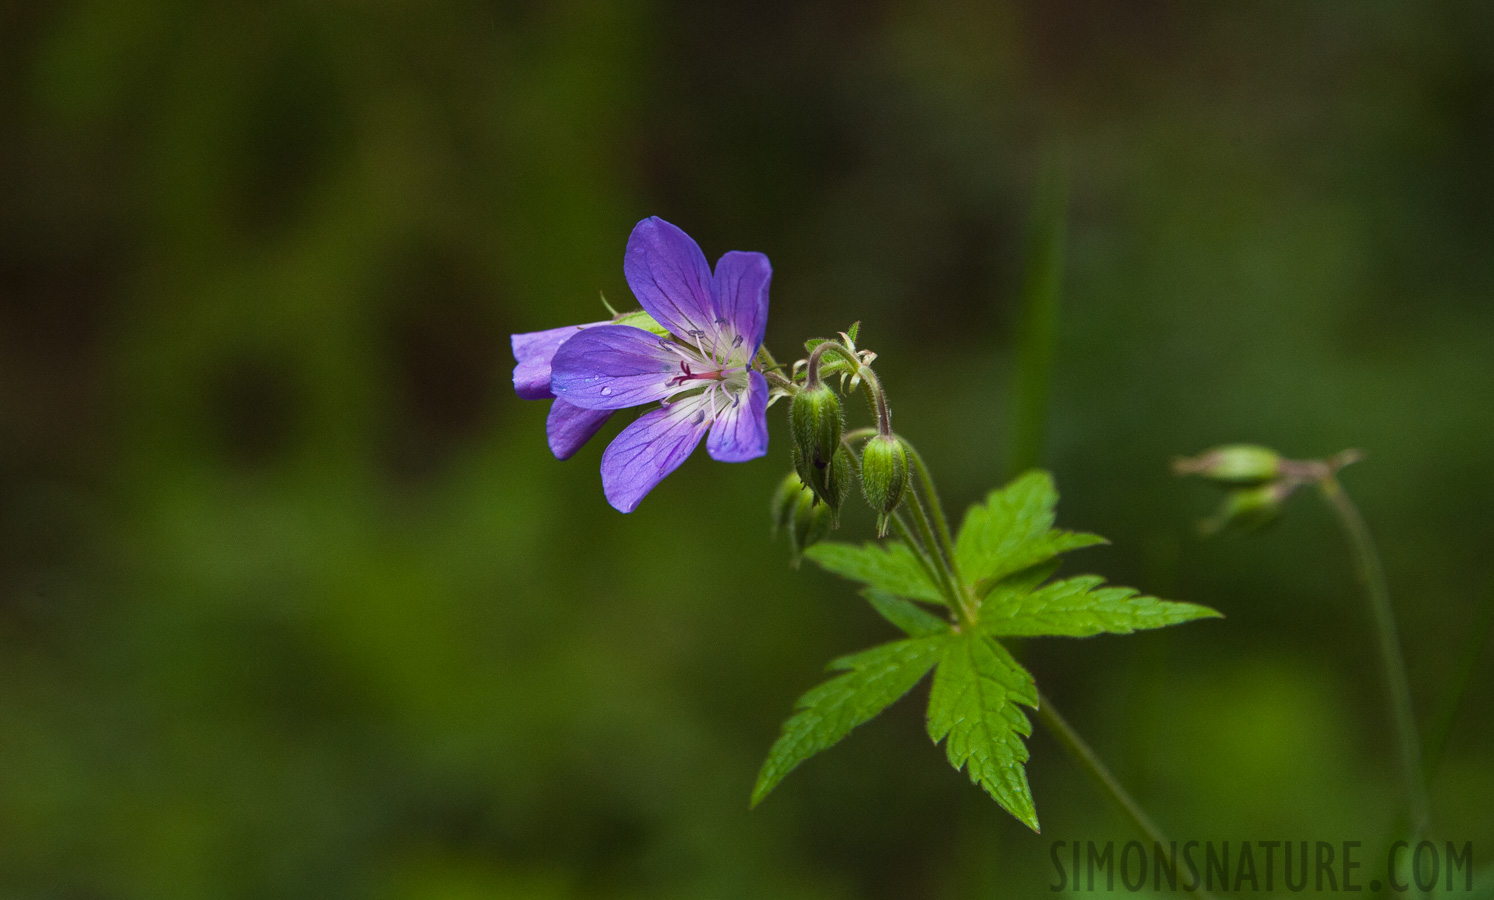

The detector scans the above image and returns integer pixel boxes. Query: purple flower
[510,321,617,461]
[512,216,772,512]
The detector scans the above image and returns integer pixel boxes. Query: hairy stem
[904,482,967,624]
[902,442,960,581]
[1038,694,1219,900]
[1319,476,1430,838]
[852,362,893,437]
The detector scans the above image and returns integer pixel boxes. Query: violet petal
[706,371,769,463]
[550,324,678,410]
[623,217,719,340]
[712,251,771,354]
[511,322,602,400]
[600,397,712,513]
[546,400,613,460]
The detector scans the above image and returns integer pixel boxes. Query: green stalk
[1423,591,1494,780]
[905,481,969,625]
[1037,694,1219,900]
[1008,165,1068,477]
[1318,476,1430,838]
[903,441,959,577]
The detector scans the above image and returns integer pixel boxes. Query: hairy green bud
[788,479,834,565]
[770,471,802,537]
[827,446,853,515]
[1201,481,1299,535]
[790,384,843,490]
[1173,444,1282,485]
[861,434,909,536]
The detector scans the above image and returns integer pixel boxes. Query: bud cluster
[1174,444,1361,534]
[771,333,912,552]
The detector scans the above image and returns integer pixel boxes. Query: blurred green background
[2,1,1492,897]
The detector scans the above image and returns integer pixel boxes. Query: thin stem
[890,513,948,610]
[902,441,959,578]
[804,341,856,389]
[1038,693,1218,900]
[1318,476,1430,838]
[904,482,967,624]
[1423,590,1494,780]
[1008,163,1067,476]
[764,370,797,394]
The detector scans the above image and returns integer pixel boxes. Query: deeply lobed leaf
[862,588,951,638]
[752,636,947,807]
[926,631,1041,831]
[804,541,944,605]
[981,575,1222,638]
[955,470,1106,589]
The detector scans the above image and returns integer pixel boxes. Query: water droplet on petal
[600,386,613,396]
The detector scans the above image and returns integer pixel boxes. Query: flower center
[659,323,750,396]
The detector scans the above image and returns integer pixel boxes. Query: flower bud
[770,471,802,537]
[788,479,834,565]
[827,446,853,514]
[790,383,843,476]
[1173,444,1283,485]
[861,434,909,536]
[1201,481,1299,535]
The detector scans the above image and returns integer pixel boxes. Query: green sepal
[610,308,668,335]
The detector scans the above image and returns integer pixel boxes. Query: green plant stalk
[903,441,959,576]
[1423,590,1494,780]
[1008,165,1067,477]
[1037,695,1218,900]
[1319,476,1431,838]
[904,481,970,626]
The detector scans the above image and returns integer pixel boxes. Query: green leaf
[980,575,1222,638]
[845,321,860,344]
[926,632,1040,830]
[804,541,945,605]
[752,636,947,806]
[973,559,1059,601]
[863,589,951,638]
[955,470,1106,587]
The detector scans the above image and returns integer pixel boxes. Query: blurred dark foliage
[1,1,1492,897]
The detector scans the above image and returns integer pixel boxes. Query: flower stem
[1318,475,1430,838]
[902,441,959,577]
[905,483,968,624]
[1037,693,1219,900]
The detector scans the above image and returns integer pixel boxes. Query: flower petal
[712,251,771,354]
[550,324,678,410]
[600,397,712,513]
[546,400,612,460]
[511,322,601,400]
[624,217,720,340]
[706,370,769,462]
